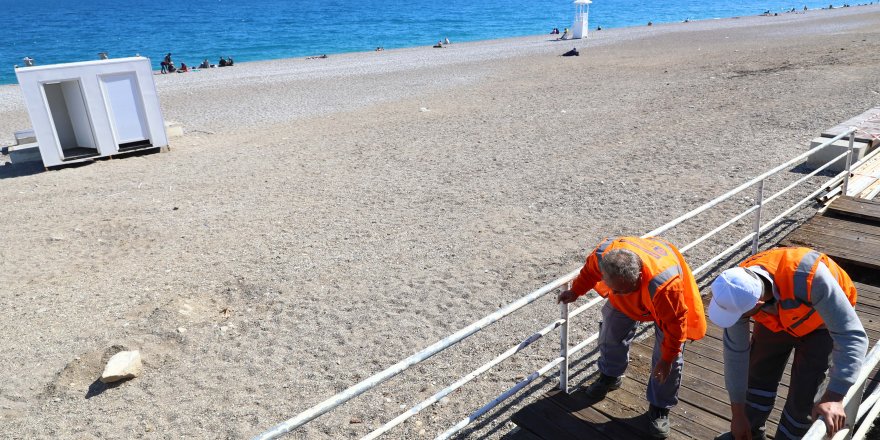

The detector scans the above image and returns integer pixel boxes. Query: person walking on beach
[708,247,866,440]
[557,236,707,439]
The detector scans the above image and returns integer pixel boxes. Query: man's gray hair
[599,249,642,286]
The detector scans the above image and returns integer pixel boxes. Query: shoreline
[0,2,872,90]
[1,3,877,90]
[3,4,880,148]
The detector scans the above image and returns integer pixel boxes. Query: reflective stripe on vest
[595,237,614,268]
[789,308,817,330]
[779,250,820,310]
[649,265,682,299]
[792,250,821,303]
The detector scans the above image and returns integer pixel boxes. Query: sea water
[0,0,855,85]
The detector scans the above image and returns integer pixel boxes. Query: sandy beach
[2,6,880,439]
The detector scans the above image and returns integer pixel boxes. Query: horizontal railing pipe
[644,129,854,238]
[679,149,844,255]
[819,145,880,201]
[680,204,760,254]
[803,341,880,440]
[436,331,601,440]
[362,318,567,439]
[435,356,565,440]
[257,128,864,440]
[254,268,580,440]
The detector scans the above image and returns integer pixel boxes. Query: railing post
[751,179,765,255]
[842,130,856,197]
[559,282,571,394]
[843,382,864,440]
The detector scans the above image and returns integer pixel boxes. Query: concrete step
[806,137,871,172]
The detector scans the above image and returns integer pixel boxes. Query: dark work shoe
[648,405,670,439]
[583,373,622,399]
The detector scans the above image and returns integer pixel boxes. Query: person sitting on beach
[559,28,572,40]
[167,62,176,73]
[199,59,210,69]
[562,47,579,57]
[444,37,450,45]
[178,63,188,72]
[375,47,384,51]
[219,57,227,67]
[226,57,234,66]
[433,41,443,48]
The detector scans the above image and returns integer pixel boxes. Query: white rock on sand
[100,351,142,383]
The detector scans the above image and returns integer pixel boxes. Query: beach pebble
[438,397,450,406]
[100,350,142,383]
[419,107,430,112]
[349,417,363,424]
[177,327,187,333]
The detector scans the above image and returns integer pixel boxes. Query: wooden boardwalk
[509,196,880,440]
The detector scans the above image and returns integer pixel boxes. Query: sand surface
[2,6,880,439]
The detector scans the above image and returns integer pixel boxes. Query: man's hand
[557,290,578,304]
[652,359,672,384]
[730,403,752,440]
[812,394,846,436]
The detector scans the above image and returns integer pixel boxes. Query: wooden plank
[511,394,609,440]
[626,342,783,438]
[610,370,727,439]
[856,282,880,296]
[781,230,880,270]
[554,384,670,439]
[803,216,880,237]
[827,196,880,223]
[501,426,546,440]
[563,346,726,439]
[544,389,641,439]
[795,224,880,248]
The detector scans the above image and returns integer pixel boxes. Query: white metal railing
[803,341,880,440]
[255,128,869,440]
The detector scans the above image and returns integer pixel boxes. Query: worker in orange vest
[709,247,867,440]
[558,236,707,439]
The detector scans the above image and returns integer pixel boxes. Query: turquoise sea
[0,0,858,85]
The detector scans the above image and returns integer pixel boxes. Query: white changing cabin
[14,57,168,167]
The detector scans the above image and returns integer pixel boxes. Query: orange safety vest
[740,247,857,337]
[593,236,707,341]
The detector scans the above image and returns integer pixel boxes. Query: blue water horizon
[0,0,860,85]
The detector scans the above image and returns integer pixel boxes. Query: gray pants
[744,323,833,440]
[598,302,684,408]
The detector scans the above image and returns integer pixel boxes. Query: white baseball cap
[708,267,763,328]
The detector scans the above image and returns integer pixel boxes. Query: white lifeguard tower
[572,0,592,39]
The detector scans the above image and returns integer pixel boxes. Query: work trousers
[744,323,833,440]
[597,302,684,408]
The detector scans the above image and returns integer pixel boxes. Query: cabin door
[100,73,150,148]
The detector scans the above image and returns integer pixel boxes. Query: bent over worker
[709,247,867,440]
[558,236,707,439]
